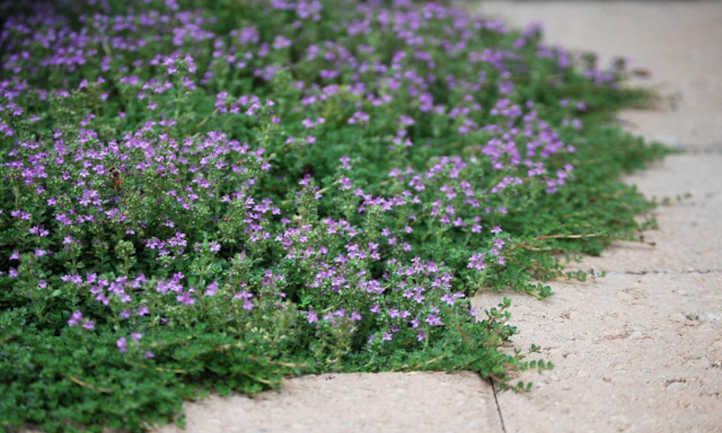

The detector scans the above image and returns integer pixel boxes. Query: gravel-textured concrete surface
[155,372,500,433]
[145,3,722,433]
[474,274,722,433]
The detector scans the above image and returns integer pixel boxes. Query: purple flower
[347,111,369,125]
[467,253,486,272]
[339,156,351,169]
[338,177,352,190]
[82,320,95,330]
[116,337,127,354]
[440,294,455,306]
[177,290,196,306]
[425,314,443,327]
[68,311,83,326]
[273,35,291,50]
[184,54,196,73]
[205,281,218,296]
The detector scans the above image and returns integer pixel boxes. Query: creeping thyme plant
[0,0,667,431]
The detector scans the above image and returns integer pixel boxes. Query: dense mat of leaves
[0,0,667,431]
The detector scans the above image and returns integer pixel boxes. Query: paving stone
[153,372,501,433]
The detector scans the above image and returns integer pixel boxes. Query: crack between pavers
[607,268,722,276]
[683,148,722,155]
[488,378,507,433]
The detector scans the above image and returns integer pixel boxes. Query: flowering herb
[0,0,666,431]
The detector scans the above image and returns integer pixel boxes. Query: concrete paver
[154,372,501,433]
[474,272,722,433]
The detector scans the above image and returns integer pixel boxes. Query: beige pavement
[150,3,722,433]
[155,372,500,433]
[471,2,722,433]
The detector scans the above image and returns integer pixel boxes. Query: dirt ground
[150,2,722,432]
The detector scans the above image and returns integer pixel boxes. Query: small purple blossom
[176,290,196,306]
[68,311,83,326]
[205,281,218,296]
[468,253,486,272]
[116,337,127,354]
[425,314,443,327]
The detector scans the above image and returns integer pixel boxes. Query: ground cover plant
[0,0,668,431]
